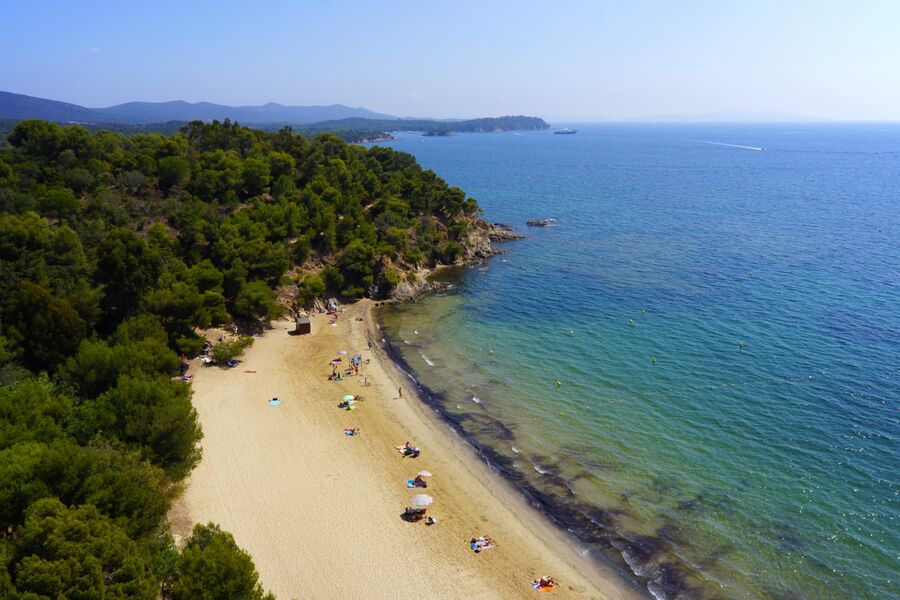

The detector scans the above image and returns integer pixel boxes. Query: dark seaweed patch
[376,322,720,599]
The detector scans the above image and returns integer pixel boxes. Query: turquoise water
[374,125,899,599]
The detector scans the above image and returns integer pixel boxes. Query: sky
[1,0,898,120]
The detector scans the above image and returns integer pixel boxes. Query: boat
[554,128,577,135]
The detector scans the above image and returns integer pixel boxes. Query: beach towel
[531,581,554,592]
[406,479,416,488]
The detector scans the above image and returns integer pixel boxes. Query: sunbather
[413,475,427,488]
[469,535,495,552]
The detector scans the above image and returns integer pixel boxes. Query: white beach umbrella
[417,471,432,477]
[410,494,433,508]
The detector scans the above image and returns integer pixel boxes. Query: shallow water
[375,125,899,599]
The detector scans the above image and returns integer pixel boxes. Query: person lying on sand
[538,576,556,588]
[396,442,419,456]
[344,427,360,436]
[413,475,427,488]
[469,536,495,552]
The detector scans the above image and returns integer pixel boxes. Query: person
[399,386,403,398]
[404,441,412,452]
[413,475,427,488]
[538,576,556,588]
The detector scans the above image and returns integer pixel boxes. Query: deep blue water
[375,124,899,599]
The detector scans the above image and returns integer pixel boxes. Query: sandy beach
[169,301,645,599]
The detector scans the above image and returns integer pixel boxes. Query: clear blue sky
[2,0,898,120]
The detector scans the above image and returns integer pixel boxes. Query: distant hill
[95,100,397,124]
[0,91,102,122]
[0,91,550,142]
[306,116,550,134]
[0,91,396,124]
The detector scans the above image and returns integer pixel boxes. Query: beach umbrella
[337,350,348,355]
[410,494,433,508]
[342,395,355,402]
[417,471,432,477]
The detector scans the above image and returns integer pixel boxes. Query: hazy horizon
[2,0,898,121]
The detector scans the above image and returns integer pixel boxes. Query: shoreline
[366,303,650,597]
[375,293,713,600]
[170,301,645,599]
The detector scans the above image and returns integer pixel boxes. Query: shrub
[210,336,254,363]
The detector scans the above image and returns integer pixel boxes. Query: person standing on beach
[399,387,403,398]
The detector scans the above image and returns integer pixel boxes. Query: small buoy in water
[641,308,646,315]
[739,341,746,349]
[629,319,635,325]
[569,330,574,335]
[555,380,561,387]
[651,356,657,364]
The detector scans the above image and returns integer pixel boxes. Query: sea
[373,124,899,600]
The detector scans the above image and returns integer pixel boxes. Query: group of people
[469,535,495,553]
[532,576,557,590]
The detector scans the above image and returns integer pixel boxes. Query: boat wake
[694,140,764,151]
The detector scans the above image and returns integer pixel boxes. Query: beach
[169,301,644,599]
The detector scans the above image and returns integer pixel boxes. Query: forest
[0,119,485,597]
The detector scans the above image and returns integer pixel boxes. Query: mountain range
[0,91,396,125]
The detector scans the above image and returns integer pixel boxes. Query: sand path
[170,302,644,600]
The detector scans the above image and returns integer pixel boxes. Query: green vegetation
[210,336,254,363]
[0,118,487,597]
[1,115,550,146]
[303,115,550,139]
[170,523,274,600]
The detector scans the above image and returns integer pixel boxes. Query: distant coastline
[0,90,549,144]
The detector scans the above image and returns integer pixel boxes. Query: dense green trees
[170,524,274,600]
[11,499,159,599]
[0,118,484,598]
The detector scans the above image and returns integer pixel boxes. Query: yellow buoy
[555,380,561,387]
[651,356,657,364]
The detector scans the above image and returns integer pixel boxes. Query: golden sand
[169,301,643,599]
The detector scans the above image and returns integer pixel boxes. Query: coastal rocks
[526,218,555,227]
[487,223,527,241]
[390,278,446,302]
